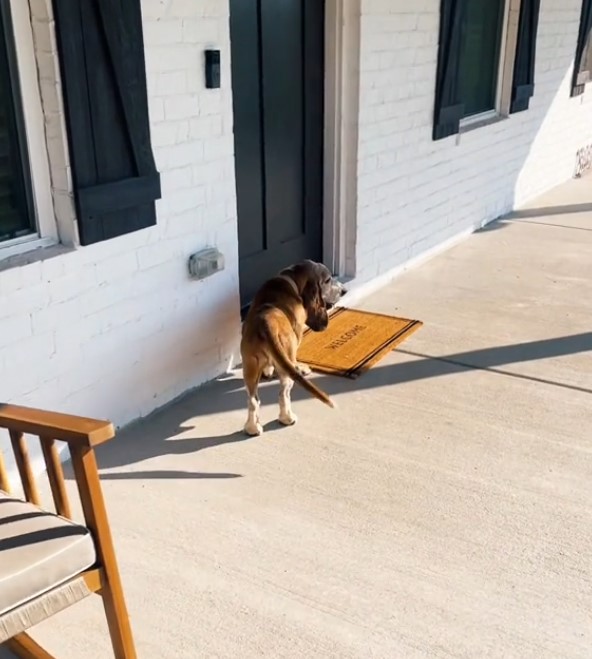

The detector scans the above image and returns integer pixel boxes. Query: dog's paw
[244,421,263,436]
[295,362,311,377]
[262,364,275,379]
[278,412,298,427]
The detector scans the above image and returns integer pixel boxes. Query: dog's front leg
[278,373,297,426]
[243,358,263,436]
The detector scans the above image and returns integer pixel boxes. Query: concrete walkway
[3,177,592,658]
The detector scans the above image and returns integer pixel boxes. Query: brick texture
[0,0,240,448]
[354,0,592,284]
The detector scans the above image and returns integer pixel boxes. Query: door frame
[323,0,360,281]
[228,0,360,289]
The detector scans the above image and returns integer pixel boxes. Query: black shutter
[510,0,541,114]
[53,0,160,246]
[433,0,465,140]
[571,0,592,97]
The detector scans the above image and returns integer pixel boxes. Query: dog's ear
[301,275,322,313]
[301,269,329,332]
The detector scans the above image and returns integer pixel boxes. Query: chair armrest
[0,404,114,448]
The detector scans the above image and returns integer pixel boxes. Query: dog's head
[316,262,348,310]
[281,260,347,332]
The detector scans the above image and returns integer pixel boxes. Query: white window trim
[460,108,499,129]
[459,0,521,130]
[0,233,55,259]
[0,0,59,260]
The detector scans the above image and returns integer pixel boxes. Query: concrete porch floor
[3,177,592,658]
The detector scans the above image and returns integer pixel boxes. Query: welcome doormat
[297,307,422,379]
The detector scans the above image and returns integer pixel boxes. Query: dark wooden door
[230,0,324,307]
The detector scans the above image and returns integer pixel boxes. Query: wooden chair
[0,404,136,658]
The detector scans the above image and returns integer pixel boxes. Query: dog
[240,260,346,436]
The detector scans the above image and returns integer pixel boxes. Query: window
[571,0,592,97]
[0,1,34,244]
[433,0,541,140]
[457,0,506,119]
[0,0,160,256]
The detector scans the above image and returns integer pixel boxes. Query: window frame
[0,0,59,260]
[459,0,518,130]
[571,0,592,97]
[432,0,525,141]
[0,0,36,243]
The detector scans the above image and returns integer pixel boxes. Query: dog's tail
[261,319,335,409]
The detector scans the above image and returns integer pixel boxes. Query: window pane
[0,7,34,243]
[458,0,506,117]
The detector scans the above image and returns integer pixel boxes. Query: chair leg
[5,632,55,659]
[69,447,137,658]
[100,575,136,659]
[4,583,135,659]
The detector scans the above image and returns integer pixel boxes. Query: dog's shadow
[63,375,301,483]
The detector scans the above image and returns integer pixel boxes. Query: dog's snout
[340,287,347,297]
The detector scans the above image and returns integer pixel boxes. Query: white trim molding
[323,0,360,280]
[8,0,57,243]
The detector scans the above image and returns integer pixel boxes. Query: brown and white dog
[240,260,346,436]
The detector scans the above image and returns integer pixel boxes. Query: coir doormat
[297,307,422,379]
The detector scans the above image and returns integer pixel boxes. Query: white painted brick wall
[354,0,592,284]
[1,0,240,479]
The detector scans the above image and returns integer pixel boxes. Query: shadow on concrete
[494,218,592,233]
[90,398,293,482]
[88,331,592,481]
[475,210,592,236]
[505,202,592,218]
[92,420,249,481]
[100,470,242,481]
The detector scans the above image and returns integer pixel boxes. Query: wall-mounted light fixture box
[205,49,220,89]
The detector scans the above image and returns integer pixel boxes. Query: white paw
[244,421,263,436]
[278,412,298,427]
[296,362,311,376]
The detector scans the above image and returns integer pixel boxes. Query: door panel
[228,1,264,261]
[261,0,304,246]
[230,0,324,307]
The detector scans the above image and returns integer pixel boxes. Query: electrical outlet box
[188,247,225,280]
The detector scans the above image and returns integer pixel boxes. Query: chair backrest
[0,402,114,526]
[0,404,137,657]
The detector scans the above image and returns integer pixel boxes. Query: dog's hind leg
[243,356,264,436]
[277,371,297,426]
[277,340,298,427]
